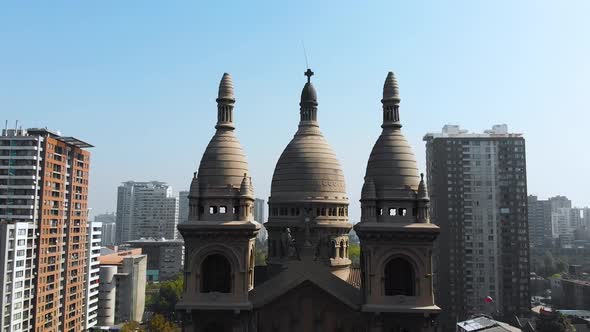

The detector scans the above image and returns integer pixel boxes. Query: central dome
[269,73,347,204]
[270,125,347,203]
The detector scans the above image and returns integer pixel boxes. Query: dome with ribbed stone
[269,70,347,204]
[193,73,250,193]
[363,71,420,199]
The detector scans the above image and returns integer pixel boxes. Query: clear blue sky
[2,1,589,221]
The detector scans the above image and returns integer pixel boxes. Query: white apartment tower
[115,181,179,242]
[85,222,101,329]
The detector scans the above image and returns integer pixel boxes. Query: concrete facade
[177,71,439,332]
[97,249,146,327]
[126,238,184,281]
[424,125,529,331]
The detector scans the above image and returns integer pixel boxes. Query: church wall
[255,281,364,332]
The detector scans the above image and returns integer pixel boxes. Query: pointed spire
[381,71,402,129]
[216,73,236,130]
[240,173,253,197]
[189,172,199,198]
[382,71,400,102]
[417,173,429,199]
[217,73,235,102]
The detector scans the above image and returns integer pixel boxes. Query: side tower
[176,73,259,332]
[266,69,352,280]
[354,72,440,332]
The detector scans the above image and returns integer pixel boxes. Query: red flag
[485,296,494,303]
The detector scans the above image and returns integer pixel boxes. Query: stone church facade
[176,70,440,332]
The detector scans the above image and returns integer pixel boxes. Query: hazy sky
[2,1,589,221]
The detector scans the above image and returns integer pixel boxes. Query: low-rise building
[551,276,590,309]
[456,316,522,332]
[96,247,146,328]
[126,238,183,281]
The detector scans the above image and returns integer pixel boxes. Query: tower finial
[304,68,314,83]
[382,71,400,102]
[381,71,402,129]
[215,72,236,130]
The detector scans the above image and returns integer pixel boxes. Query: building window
[384,257,415,296]
[209,206,217,214]
[339,240,345,258]
[398,208,407,216]
[201,254,231,293]
[389,208,397,216]
[219,206,227,214]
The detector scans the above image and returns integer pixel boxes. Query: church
[176,69,441,332]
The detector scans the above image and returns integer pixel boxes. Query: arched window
[201,254,231,293]
[339,240,345,258]
[384,257,415,296]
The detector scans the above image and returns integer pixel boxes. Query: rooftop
[457,316,521,332]
[1,127,93,148]
[127,238,184,244]
[424,124,523,140]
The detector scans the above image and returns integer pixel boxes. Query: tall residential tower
[0,127,93,332]
[424,125,529,331]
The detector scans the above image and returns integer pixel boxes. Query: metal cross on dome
[304,68,314,83]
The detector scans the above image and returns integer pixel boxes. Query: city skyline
[3,1,590,223]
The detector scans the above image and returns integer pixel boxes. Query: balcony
[0,214,33,220]
[0,145,38,151]
[0,184,36,190]
[0,165,37,170]
[0,175,36,180]
[0,204,35,209]
[0,155,37,160]
[0,195,36,199]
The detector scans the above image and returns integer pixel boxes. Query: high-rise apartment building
[94,213,116,246]
[527,196,552,249]
[0,127,93,332]
[100,222,116,247]
[424,124,529,330]
[528,195,584,248]
[0,222,36,332]
[253,198,267,241]
[178,190,189,225]
[115,181,179,243]
[126,238,184,282]
[85,222,101,329]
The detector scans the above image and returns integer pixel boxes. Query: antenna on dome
[302,40,310,71]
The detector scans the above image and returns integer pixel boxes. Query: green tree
[147,274,184,320]
[121,321,144,332]
[536,312,574,332]
[349,244,360,267]
[555,259,568,274]
[543,251,556,276]
[148,314,181,332]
